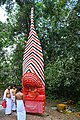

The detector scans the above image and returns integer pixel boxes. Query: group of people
[3,85,26,120]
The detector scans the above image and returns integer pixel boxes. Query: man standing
[15,87,26,120]
[11,85,17,112]
[3,85,13,115]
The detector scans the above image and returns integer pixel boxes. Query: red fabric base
[22,72,46,114]
[24,95,46,101]
[25,101,45,114]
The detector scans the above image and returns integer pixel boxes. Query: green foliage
[0,0,6,5]
[45,55,80,100]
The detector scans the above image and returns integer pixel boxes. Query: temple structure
[22,7,46,114]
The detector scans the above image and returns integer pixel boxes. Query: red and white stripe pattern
[23,7,45,86]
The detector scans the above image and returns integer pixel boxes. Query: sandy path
[0,102,80,120]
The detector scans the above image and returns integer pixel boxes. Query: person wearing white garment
[3,85,13,115]
[15,87,26,120]
[11,85,17,112]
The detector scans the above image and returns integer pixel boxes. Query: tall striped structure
[22,7,46,114]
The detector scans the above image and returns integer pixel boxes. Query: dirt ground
[0,101,80,120]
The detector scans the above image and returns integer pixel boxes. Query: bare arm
[15,95,17,105]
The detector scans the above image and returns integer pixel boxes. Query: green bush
[45,56,80,100]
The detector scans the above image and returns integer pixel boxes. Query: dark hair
[17,87,22,92]
[6,84,11,88]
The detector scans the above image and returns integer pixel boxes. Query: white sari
[16,100,26,120]
[12,96,16,111]
[3,89,13,115]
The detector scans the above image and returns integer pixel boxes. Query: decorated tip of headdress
[30,7,34,30]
